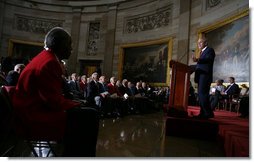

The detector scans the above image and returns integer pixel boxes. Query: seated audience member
[210,79,225,95]
[12,27,98,156]
[209,79,226,110]
[218,77,240,111]
[6,63,25,86]
[98,75,109,96]
[221,77,240,98]
[133,81,154,113]
[117,79,132,115]
[134,81,145,96]
[87,72,102,108]
[68,73,82,99]
[98,75,119,116]
[118,79,132,97]
[141,82,148,96]
[115,79,123,96]
[80,75,88,99]
[141,82,154,98]
[238,84,249,118]
[106,77,123,116]
[240,84,249,96]
[127,81,135,96]
[107,77,119,97]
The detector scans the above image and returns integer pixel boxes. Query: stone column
[177,0,191,64]
[103,5,117,77]
[68,7,81,74]
[0,0,5,47]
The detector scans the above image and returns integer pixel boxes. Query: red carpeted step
[219,125,249,138]
[165,116,219,141]
[224,131,249,157]
[184,106,249,156]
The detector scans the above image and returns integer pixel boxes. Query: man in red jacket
[12,27,98,156]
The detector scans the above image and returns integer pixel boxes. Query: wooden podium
[167,60,193,117]
[165,61,219,140]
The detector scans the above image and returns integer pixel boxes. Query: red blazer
[107,83,117,95]
[107,83,121,96]
[12,50,80,140]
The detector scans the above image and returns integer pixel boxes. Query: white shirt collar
[202,46,208,52]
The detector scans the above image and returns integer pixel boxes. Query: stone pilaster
[103,5,117,77]
[68,7,81,74]
[0,0,5,49]
[177,0,191,64]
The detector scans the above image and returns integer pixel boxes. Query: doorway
[79,60,102,77]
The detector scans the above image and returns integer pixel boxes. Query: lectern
[167,60,193,117]
[165,61,219,140]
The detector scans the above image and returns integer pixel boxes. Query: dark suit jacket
[12,50,80,139]
[225,83,240,95]
[6,70,19,86]
[87,80,100,104]
[195,47,215,83]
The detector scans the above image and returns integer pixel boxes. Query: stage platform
[165,106,249,157]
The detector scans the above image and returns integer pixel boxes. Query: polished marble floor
[2,111,225,157]
[96,111,225,157]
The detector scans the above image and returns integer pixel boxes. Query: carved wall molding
[206,0,222,9]
[87,22,100,55]
[124,4,173,34]
[15,14,63,34]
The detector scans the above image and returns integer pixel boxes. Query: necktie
[225,84,233,94]
[200,50,204,57]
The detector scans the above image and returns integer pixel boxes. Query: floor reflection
[96,111,224,157]
[96,112,166,157]
[4,111,224,157]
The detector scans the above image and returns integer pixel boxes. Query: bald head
[44,27,72,60]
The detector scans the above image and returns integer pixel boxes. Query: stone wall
[0,0,249,82]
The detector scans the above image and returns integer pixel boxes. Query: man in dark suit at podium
[192,36,215,119]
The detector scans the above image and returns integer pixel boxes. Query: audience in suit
[68,73,82,99]
[80,75,88,99]
[134,81,145,96]
[118,79,131,97]
[87,72,102,108]
[5,63,25,86]
[128,81,136,96]
[221,77,240,98]
[98,75,109,95]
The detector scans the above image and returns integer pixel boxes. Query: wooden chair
[225,88,242,113]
